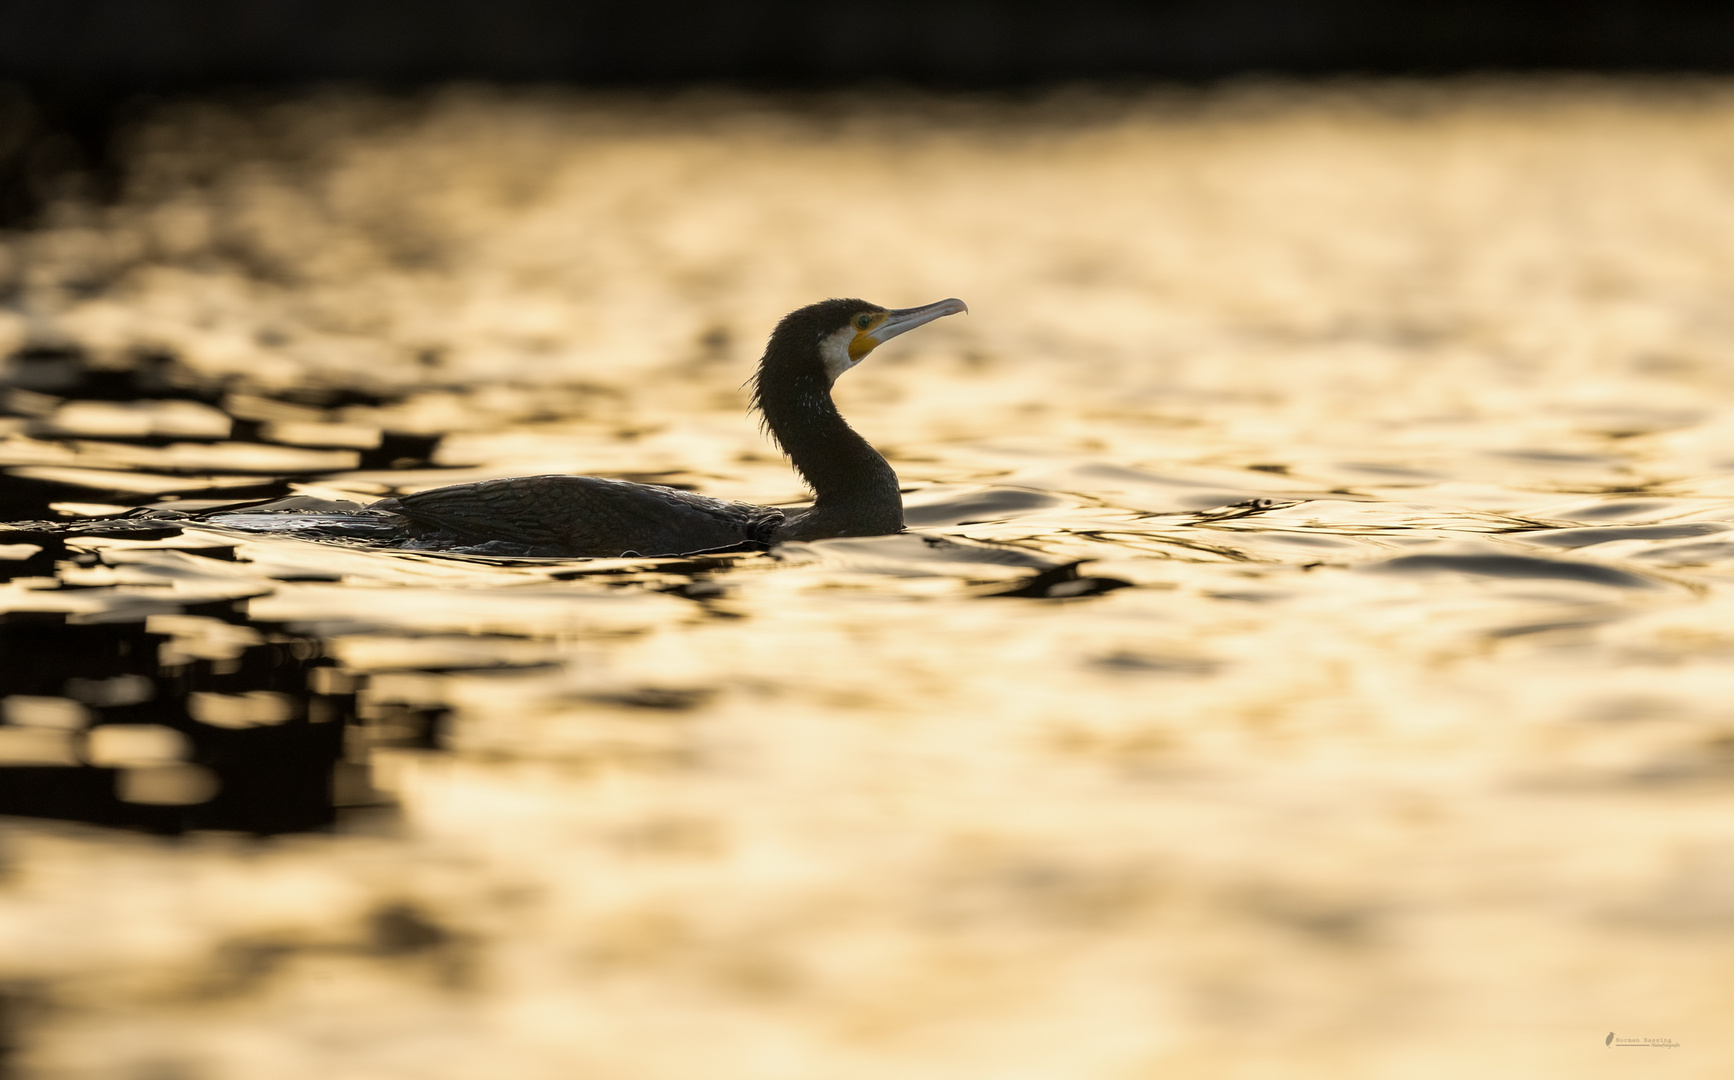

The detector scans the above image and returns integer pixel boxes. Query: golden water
[2,82,1733,1077]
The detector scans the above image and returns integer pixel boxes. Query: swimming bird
[217,297,968,558]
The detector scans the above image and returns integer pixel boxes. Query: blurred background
[9,0,1734,228]
[4,4,1734,1079]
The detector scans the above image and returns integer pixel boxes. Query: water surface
[3,83,1733,1078]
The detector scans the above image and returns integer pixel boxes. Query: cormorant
[219,296,968,558]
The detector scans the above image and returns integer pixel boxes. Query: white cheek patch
[819,326,862,384]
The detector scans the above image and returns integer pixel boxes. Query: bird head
[764,297,968,387]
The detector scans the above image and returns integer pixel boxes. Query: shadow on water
[1367,551,1659,589]
[0,347,459,834]
[0,604,354,835]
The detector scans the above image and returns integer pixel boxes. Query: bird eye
[854,314,873,330]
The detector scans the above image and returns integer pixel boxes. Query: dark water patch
[1484,614,1627,639]
[1330,462,1444,480]
[1189,498,1298,521]
[548,551,764,583]
[1619,755,1734,788]
[1092,651,1220,675]
[801,533,1062,571]
[4,468,298,506]
[0,612,361,835]
[1076,463,1202,487]
[660,578,731,602]
[193,904,461,1003]
[773,533,1130,594]
[1237,532,1360,551]
[1517,522,1728,549]
[1488,449,1620,466]
[260,384,405,412]
[1065,528,1263,564]
[1240,885,1380,945]
[1631,540,1734,566]
[1536,498,1697,523]
[0,537,60,581]
[988,562,1133,599]
[1568,406,1707,438]
[579,687,717,711]
[0,472,118,521]
[1172,491,1287,510]
[0,978,45,1080]
[3,347,86,395]
[358,431,444,471]
[2,347,209,403]
[1367,552,1656,589]
[368,903,453,957]
[903,487,1065,526]
[1577,696,1681,723]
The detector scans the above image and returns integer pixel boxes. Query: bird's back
[379,474,782,558]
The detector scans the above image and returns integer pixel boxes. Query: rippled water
[3,82,1734,1077]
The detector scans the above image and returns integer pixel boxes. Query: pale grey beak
[869,298,969,345]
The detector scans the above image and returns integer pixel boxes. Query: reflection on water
[5,82,1734,1076]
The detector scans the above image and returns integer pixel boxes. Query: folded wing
[382,474,783,557]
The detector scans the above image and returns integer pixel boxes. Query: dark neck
[757,370,902,541]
